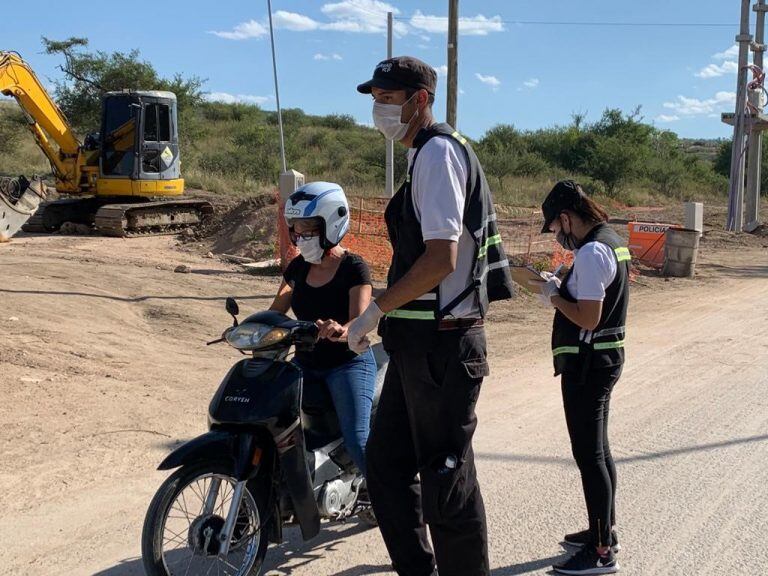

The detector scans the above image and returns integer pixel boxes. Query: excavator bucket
[0,178,46,242]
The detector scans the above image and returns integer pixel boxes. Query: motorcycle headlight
[225,323,291,351]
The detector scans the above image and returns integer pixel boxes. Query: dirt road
[1,233,766,575]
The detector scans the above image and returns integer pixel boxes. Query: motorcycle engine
[318,476,358,518]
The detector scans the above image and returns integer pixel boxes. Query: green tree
[583,108,653,195]
[646,131,687,195]
[42,37,205,130]
[0,106,25,155]
[714,138,768,195]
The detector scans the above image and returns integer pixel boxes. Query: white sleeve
[573,242,617,302]
[410,137,468,242]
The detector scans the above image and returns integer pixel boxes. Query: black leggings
[561,365,622,548]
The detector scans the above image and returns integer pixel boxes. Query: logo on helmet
[285,207,302,217]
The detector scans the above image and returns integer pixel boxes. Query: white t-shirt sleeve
[571,242,617,302]
[409,137,468,242]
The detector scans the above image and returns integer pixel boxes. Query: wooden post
[447,0,459,128]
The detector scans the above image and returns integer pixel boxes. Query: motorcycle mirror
[225,297,239,316]
[225,297,239,327]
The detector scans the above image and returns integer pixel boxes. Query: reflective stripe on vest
[614,247,631,262]
[474,213,498,239]
[386,309,436,320]
[593,326,625,339]
[479,234,502,258]
[552,339,625,356]
[593,339,625,351]
[553,346,580,356]
[451,130,468,145]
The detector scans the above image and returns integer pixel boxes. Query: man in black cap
[347,56,514,576]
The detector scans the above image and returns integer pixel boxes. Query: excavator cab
[1,51,211,237]
[97,91,183,196]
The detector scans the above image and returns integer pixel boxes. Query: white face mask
[297,237,325,264]
[372,94,417,141]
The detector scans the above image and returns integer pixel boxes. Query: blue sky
[1,0,745,140]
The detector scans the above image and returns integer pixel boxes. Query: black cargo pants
[366,327,490,576]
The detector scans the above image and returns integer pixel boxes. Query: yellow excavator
[0,51,212,239]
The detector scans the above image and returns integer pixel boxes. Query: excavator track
[22,198,214,237]
[94,199,214,237]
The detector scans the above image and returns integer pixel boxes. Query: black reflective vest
[380,123,514,352]
[552,223,631,376]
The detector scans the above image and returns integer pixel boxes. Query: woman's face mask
[297,236,325,264]
[555,214,578,251]
[372,93,418,141]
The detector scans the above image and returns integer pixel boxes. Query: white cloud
[695,60,738,78]
[314,53,343,61]
[436,65,448,77]
[321,0,408,35]
[694,45,740,79]
[273,10,319,31]
[211,1,408,40]
[655,114,680,123]
[523,78,540,89]
[476,73,501,90]
[210,2,501,41]
[409,10,504,36]
[204,92,271,106]
[209,19,268,40]
[713,45,739,60]
[662,91,736,116]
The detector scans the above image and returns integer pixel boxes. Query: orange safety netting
[277,195,577,280]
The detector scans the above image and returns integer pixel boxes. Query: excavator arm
[0,51,83,191]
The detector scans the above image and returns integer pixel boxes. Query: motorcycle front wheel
[142,461,269,576]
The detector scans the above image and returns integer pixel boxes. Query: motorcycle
[141,298,386,576]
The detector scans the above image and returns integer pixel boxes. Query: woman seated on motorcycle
[270,181,376,476]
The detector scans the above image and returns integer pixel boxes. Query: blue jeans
[297,348,376,475]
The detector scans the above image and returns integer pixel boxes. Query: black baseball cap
[540,180,588,233]
[357,56,437,95]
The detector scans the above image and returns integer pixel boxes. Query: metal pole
[447,0,459,128]
[267,0,287,173]
[746,0,767,232]
[385,12,394,197]
[727,0,753,231]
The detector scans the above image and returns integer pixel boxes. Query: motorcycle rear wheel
[142,461,269,576]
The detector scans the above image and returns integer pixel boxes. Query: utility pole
[267,0,303,270]
[447,0,459,128]
[746,0,767,231]
[386,12,394,197]
[726,0,753,231]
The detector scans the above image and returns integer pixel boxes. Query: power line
[394,15,734,29]
[298,3,735,30]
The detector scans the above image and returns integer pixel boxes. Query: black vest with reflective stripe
[380,123,514,352]
[551,223,630,376]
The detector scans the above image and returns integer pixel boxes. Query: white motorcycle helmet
[284,181,350,249]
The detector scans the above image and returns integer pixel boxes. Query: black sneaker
[553,545,620,575]
[563,529,620,553]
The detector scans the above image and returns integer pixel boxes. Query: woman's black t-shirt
[284,252,372,370]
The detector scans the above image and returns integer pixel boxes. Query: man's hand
[531,276,561,307]
[347,301,384,353]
